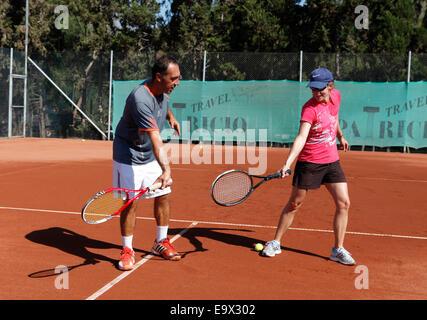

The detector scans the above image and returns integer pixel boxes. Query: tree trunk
[71,50,99,128]
[416,1,427,28]
[335,52,340,79]
[38,95,46,138]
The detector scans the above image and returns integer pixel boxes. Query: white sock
[156,226,168,243]
[122,235,133,251]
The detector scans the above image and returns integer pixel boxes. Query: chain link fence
[204,52,301,81]
[0,49,425,143]
[0,48,26,138]
[0,48,10,137]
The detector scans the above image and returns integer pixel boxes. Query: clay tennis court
[1,138,426,302]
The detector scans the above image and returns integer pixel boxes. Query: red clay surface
[0,138,426,300]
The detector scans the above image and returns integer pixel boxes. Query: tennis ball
[254,243,264,252]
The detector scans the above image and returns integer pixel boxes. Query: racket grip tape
[149,179,173,191]
[269,172,282,179]
[274,169,292,178]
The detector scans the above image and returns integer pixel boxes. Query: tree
[0,1,12,47]
[163,0,216,79]
[0,1,162,138]
[214,0,289,52]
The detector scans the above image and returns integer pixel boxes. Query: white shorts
[113,160,171,199]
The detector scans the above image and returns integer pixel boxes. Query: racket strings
[83,190,128,222]
[212,171,252,205]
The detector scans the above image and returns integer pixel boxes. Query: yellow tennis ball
[254,243,264,252]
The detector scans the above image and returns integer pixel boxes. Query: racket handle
[149,179,173,191]
[268,169,291,180]
[149,182,162,191]
[280,169,292,177]
[269,172,282,179]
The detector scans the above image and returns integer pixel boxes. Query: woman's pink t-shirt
[298,89,341,164]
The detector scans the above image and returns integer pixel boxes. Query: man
[113,56,181,270]
[262,67,355,265]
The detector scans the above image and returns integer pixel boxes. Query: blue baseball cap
[307,68,334,89]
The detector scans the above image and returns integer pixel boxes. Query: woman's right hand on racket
[280,165,292,178]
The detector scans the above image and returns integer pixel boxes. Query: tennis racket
[211,169,292,206]
[81,181,170,224]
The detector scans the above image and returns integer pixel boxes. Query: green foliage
[210,61,246,80]
[0,1,425,55]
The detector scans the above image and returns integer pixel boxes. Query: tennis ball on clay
[254,243,264,252]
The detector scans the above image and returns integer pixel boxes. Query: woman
[262,68,355,265]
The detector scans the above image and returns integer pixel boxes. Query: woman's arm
[280,121,311,177]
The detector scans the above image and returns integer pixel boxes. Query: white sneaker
[330,247,356,265]
[261,240,282,257]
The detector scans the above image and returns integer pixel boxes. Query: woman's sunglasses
[310,87,327,92]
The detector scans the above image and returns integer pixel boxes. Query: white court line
[1,205,427,240]
[86,221,198,300]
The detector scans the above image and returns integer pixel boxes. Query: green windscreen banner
[113,80,427,149]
